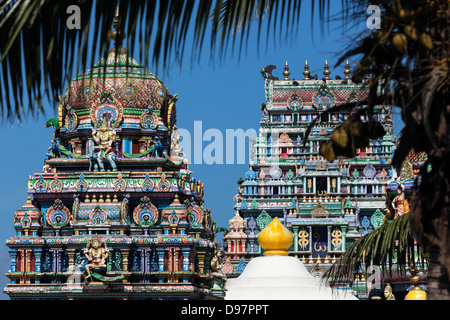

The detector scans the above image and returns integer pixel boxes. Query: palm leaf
[0,0,355,123]
[323,213,426,287]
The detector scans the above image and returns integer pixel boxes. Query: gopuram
[3,13,224,300]
[223,61,397,297]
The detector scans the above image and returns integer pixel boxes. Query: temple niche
[224,61,396,298]
[4,12,223,300]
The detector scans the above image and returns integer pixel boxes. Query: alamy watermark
[66,5,81,30]
[366,5,381,30]
[179,121,257,165]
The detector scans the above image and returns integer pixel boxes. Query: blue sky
[0,2,404,299]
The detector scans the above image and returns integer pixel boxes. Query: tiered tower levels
[223,61,395,286]
[4,39,222,299]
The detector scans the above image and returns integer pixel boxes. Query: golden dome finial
[257,217,293,256]
[323,60,331,80]
[344,60,351,79]
[303,60,311,80]
[109,7,127,55]
[283,61,290,80]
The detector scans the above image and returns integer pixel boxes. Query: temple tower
[4,13,223,300]
[225,61,395,296]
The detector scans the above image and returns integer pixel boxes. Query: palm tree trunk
[426,246,450,300]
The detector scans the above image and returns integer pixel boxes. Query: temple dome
[65,51,169,111]
[60,50,176,131]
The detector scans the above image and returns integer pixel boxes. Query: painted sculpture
[210,241,227,291]
[391,182,410,218]
[83,234,109,283]
[92,120,117,171]
[46,137,61,159]
[384,283,395,300]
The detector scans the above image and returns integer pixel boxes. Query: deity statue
[46,137,61,159]
[391,182,410,218]
[384,283,395,300]
[91,121,118,171]
[210,242,227,290]
[86,138,96,171]
[83,234,109,283]
[170,125,188,166]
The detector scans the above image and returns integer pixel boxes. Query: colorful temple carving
[224,61,396,296]
[4,14,223,300]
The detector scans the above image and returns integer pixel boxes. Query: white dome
[225,255,358,300]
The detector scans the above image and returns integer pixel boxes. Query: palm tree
[323,213,427,298]
[317,0,450,299]
[1,0,449,299]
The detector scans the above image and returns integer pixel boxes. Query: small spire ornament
[303,60,311,80]
[283,61,290,80]
[344,60,351,79]
[110,7,127,55]
[323,60,331,80]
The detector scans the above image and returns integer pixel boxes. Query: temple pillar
[9,250,17,273]
[197,251,206,275]
[56,249,63,273]
[308,226,312,252]
[173,248,180,272]
[181,247,191,272]
[66,248,75,270]
[115,138,121,157]
[340,226,347,251]
[65,248,76,283]
[327,226,332,254]
[327,177,330,194]
[292,225,299,257]
[34,249,42,273]
[204,251,212,275]
[51,249,57,274]
[156,248,165,272]
[34,249,42,284]
[120,248,130,272]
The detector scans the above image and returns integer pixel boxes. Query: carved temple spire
[344,60,351,79]
[109,7,127,55]
[323,60,331,80]
[303,60,311,80]
[283,61,290,80]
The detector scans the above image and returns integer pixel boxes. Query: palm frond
[0,0,354,123]
[323,213,427,287]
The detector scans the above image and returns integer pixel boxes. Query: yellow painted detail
[257,217,293,256]
[405,287,427,300]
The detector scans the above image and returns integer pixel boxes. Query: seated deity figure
[83,234,109,283]
[391,182,410,218]
[91,121,118,171]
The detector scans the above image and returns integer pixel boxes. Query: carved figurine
[210,242,227,290]
[170,126,184,164]
[384,283,395,300]
[91,121,118,171]
[46,138,61,159]
[83,234,109,283]
[86,138,96,171]
[391,182,410,218]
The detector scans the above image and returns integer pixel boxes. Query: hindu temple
[222,61,397,298]
[3,13,224,300]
